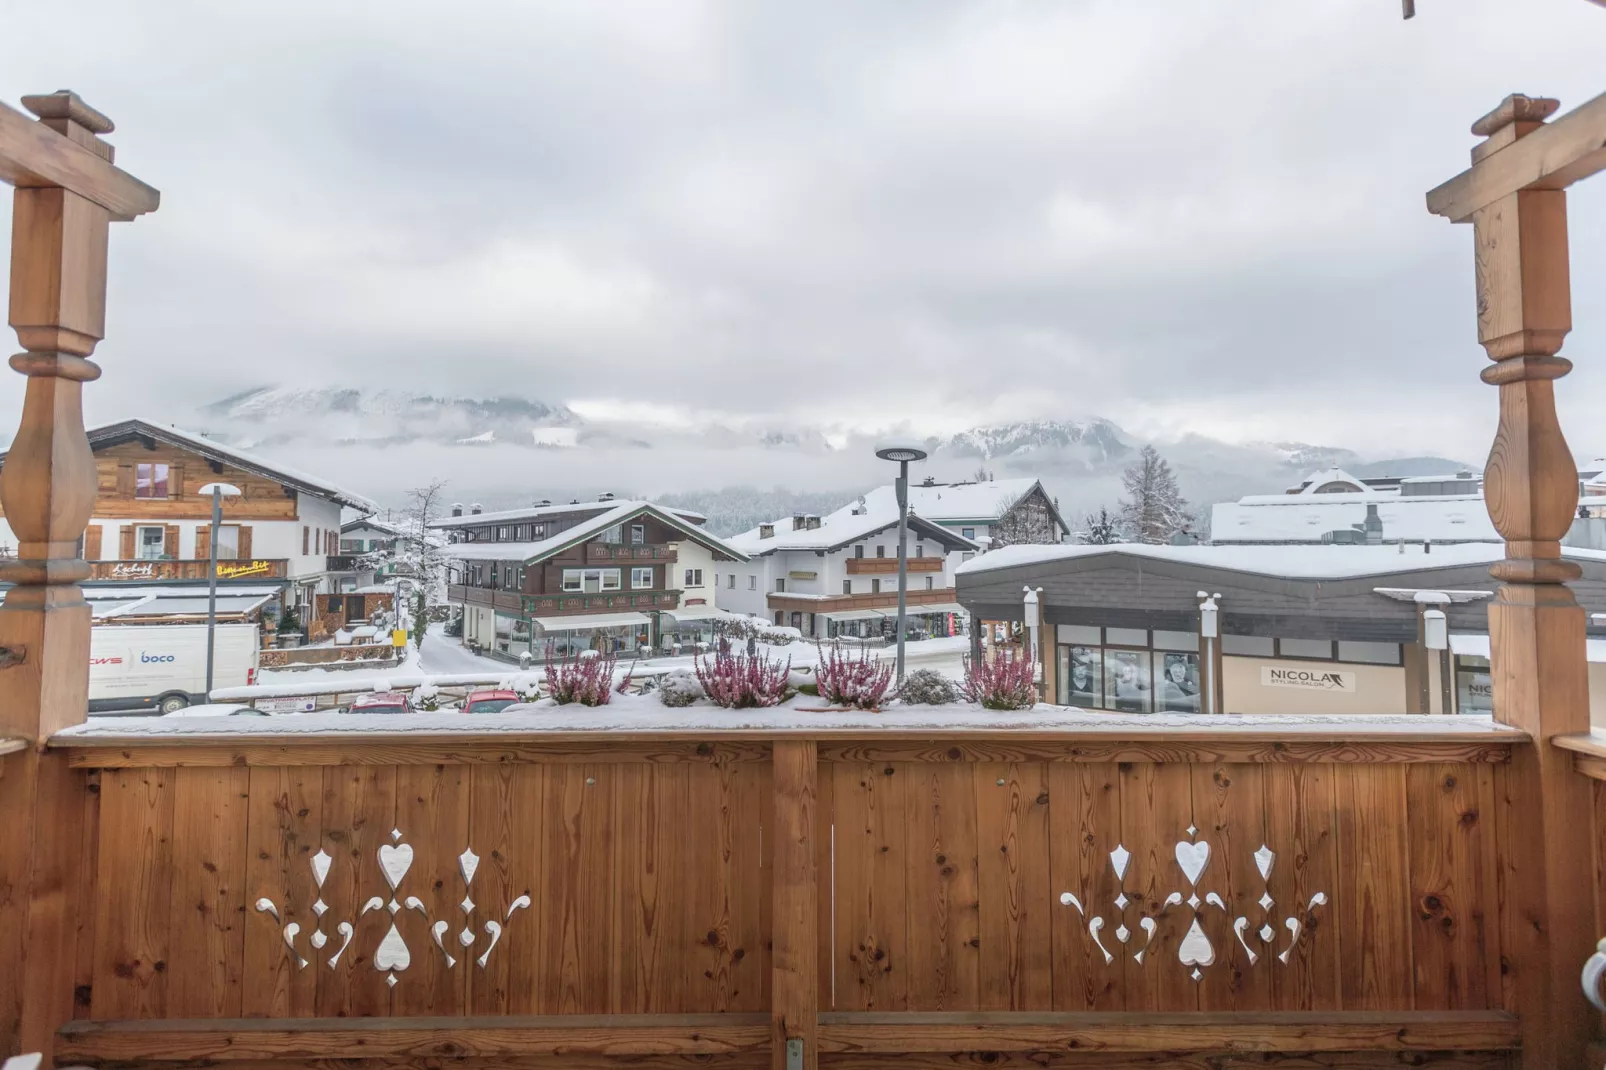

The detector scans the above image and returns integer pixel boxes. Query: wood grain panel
[684,765,732,1012]
[165,768,250,1017]
[1191,763,1269,1012]
[91,767,175,1019]
[903,762,979,1011]
[539,764,616,1013]
[241,766,322,1017]
[1119,763,1196,1012]
[974,762,1052,1010]
[1047,763,1122,1012]
[1263,763,1339,1011]
[314,765,396,1018]
[467,764,544,1016]
[1335,764,1413,1010]
[1405,764,1494,1010]
[393,763,471,1017]
[616,764,687,1013]
[816,759,836,1012]
[832,762,909,1011]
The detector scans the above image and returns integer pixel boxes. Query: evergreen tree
[1078,507,1122,545]
[1118,445,1190,544]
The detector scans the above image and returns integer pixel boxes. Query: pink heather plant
[815,642,893,710]
[544,644,617,706]
[695,649,792,709]
[960,649,1038,711]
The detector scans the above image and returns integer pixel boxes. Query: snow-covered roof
[41,420,380,512]
[431,499,705,530]
[888,478,1063,527]
[955,541,1606,581]
[728,495,979,556]
[444,502,747,564]
[1288,467,1370,495]
[343,515,407,537]
[1210,494,1498,544]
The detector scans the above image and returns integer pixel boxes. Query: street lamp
[197,481,242,699]
[1198,591,1220,715]
[1423,607,1452,714]
[875,443,928,686]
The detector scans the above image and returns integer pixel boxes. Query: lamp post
[875,444,928,687]
[1198,591,1220,715]
[197,482,243,699]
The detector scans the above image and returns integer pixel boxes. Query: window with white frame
[601,568,622,591]
[601,525,624,544]
[961,527,975,539]
[748,575,757,590]
[562,569,583,592]
[561,568,622,593]
[630,524,645,545]
[631,567,653,589]
[775,577,786,593]
[684,568,704,587]
[842,580,851,594]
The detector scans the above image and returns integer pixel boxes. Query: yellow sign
[215,559,272,579]
[392,629,407,648]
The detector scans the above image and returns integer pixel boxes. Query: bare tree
[971,464,995,483]
[1118,445,1190,545]
[362,480,450,642]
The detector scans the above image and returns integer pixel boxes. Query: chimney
[599,492,615,502]
[1424,538,1432,554]
[1363,503,1383,545]
[792,513,807,531]
[759,524,775,539]
[921,476,937,487]
[538,499,551,507]
[470,503,483,515]
[805,515,821,530]
[570,498,580,505]
[451,503,464,518]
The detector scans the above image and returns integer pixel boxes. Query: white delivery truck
[89,623,260,713]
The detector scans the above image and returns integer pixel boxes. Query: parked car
[462,688,519,714]
[348,691,412,714]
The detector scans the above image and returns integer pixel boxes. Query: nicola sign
[1261,666,1356,693]
[216,559,273,579]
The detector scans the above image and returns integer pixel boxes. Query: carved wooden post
[1428,92,1606,1069]
[0,91,157,1062]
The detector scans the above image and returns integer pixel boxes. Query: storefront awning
[662,606,745,623]
[532,611,651,632]
[821,608,889,622]
[907,602,965,616]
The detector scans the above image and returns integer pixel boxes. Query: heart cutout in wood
[378,843,414,890]
[374,923,411,972]
[1178,916,1215,967]
[1175,839,1210,887]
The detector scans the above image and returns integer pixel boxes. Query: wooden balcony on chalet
[447,584,680,615]
[846,555,944,575]
[86,557,288,582]
[585,542,678,562]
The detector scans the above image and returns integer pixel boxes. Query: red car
[349,691,412,714]
[463,688,520,714]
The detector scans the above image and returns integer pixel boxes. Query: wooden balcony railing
[585,543,678,562]
[447,585,681,615]
[846,555,944,575]
[87,557,288,581]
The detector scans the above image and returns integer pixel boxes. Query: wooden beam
[1427,91,1606,222]
[814,1011,1520,1054]
[817,1052,1506,1070]
[772,740,818,1070]
[55,1014,772,1063]
[0,100,158,221]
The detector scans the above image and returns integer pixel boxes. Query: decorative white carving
[1204,892,1225,912]
[360,896,384,916]
[374,923,411,979]
[1232,916,1259,965]
[430,921,456,968]
[1175,840,1210,887]
[310,930,327,949]
[311,848,332,888]
[313,899,328,917]
[1059,891,1084,914]
[1088,916,1113,965]
[459,927,476,947]
[506,894,532,921]
[458,847,480,886]
[461,896,475,915]
[391,828,403,842]
[1278,917,1302,964]
[1135,916,1158,963]
[476,920,505,968]
[1115,924,1130,943]
[1260,923,1275,942]
[1253,845,1275,882]
[378,843,414,891]
[1583,937,1606,1013]
[255,898,279,922]
[1258,892,1273,912]
[1109,844,1131,881]
[282,923,307,969]
[1178,917,1215,972]
[328,922,355,968]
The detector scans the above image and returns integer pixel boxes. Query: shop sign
[788,571,818,581]
[1261,666,1356,693]
[109,562,156,578]
[217,559,273,579]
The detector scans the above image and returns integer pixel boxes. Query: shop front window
[1456,654,1493,714]
[1060,645,1101,708]
[1154,651,1201,713]
[1103,648,1152,713]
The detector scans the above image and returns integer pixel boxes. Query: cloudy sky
[2,0,1604,465]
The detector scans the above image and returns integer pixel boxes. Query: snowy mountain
[173,387,1471,529]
